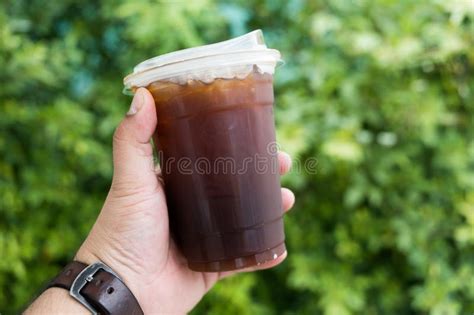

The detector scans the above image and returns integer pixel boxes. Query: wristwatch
[47,261,143,315]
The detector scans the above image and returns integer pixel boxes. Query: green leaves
[0,0,473,314]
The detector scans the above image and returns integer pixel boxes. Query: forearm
[25,288,89,315]
[25,244,143,315]
[25,249,106,314]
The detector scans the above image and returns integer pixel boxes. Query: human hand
[75,88,295,314]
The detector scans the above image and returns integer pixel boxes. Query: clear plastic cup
[124,30,285,272]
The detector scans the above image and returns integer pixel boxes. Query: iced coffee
[124,30,285,272]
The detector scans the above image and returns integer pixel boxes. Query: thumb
[111,88,158,190]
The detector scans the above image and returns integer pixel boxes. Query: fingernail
[127,88,145,116]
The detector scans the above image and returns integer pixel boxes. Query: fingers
[278,151,292,175]
[278,150,295,213]
[112,88,158,186]
[282,188,295,212]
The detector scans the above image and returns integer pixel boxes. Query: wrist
[26,288,90,314]
[75,243,145,312]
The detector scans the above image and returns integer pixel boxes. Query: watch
[46,261,143,315]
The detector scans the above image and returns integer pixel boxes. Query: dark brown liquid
[148,71,285,272]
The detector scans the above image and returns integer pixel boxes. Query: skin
[26,88,295,315]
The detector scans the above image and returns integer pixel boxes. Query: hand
[75,88,296,314]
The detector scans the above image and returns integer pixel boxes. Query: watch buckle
[69,262,121,315]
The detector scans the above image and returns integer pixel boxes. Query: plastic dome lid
[123,30,281,94]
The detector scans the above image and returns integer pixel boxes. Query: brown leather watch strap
[48,261,87,290]
[81,269,143,315]
[47,261,143,315]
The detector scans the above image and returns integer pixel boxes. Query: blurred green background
[1,0,473,314]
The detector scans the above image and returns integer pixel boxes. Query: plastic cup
[124,30,285,272]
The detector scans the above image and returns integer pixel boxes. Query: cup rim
[123,49,281,95]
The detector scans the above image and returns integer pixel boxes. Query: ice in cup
[123,30,285,272]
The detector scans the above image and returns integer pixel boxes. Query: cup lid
[123,30,281,94]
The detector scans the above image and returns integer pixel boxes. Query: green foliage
[1,0,473,314]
